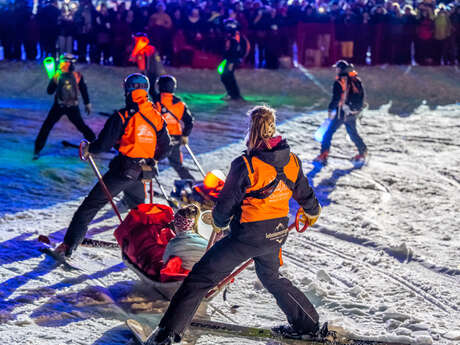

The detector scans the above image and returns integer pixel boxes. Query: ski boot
[272,322,329,341]
[145,327,180,345]
[351,151,368,166]
[54,243,72,258]
[313,150,329,165]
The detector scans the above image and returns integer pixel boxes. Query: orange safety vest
[240,153,300,223]
[118,99,165,159]
[336,71,358,107]
[155,93,185,136]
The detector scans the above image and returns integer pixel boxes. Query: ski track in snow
[1,87,460,343]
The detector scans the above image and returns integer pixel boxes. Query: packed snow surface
[0,62,459,345]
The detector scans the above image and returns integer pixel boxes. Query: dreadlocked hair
[246,105,276,154]
[175,204,200,232]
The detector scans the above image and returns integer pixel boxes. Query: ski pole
[79,140,123,222]
[184,144,206,178]
[205,209,309,300]
[153,174,179,209]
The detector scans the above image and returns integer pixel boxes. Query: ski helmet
[157,75,177,93]
[123,73,150,95]
[60,53,77,63]
[59,53,76,72]
[332,59,349,71]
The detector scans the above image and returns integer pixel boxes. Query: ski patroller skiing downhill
[314,60,368,166]
[29,62,402,345]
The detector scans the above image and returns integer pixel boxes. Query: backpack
[346,77,364,112]
[56,72,79,106]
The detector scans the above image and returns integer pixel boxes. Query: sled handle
[295,208,309,233]
[79,139,89,161]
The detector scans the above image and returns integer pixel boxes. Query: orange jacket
[118,90,166,159]
[240,153,300,223]
[213,139,320,230]
[154,93,194,137]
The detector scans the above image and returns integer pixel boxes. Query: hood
[252,138,291,168]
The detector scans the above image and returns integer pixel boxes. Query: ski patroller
[126,318,410,345]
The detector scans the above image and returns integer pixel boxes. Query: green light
[43,57,56,79]
[217,59,227,75]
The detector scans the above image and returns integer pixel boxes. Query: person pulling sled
[55,73,171,257]
[153,75,195,181]
[314,60,367,165]
[147,105,326,345]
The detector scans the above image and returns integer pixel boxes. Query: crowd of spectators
[0,0,459,68]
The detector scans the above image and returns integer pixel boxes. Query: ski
[38,234,119,249]
[126,318,410,345]
[126,319,152,344]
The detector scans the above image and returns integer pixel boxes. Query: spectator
[415,4,435,65]
[451,5,460,64]
[94,3,112,64]
[183,7,205,49]
[355,11,372,65]
[336,6,358,61]
[148,2,173,58]
[57,0,77,54]
[13,0,31,60]
[38,0,60,58]
[401,5,417,65]
[112,10,132,66]
[433,4,452,65]
[25,14,39,60]
[388,3,404,64]
[74,0,95,63]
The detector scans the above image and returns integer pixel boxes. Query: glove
[300,205,321,227]
[328,110,334,119]
[85,103,92,115]
[180,136,189,145]
[80,143,90,160]
[153,163,159,177]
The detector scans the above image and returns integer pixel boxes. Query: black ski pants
[159,231,320,336]
[34,103,96,155]
[168,142,194,181]
[64,161,145,254]
[220,61,241,100]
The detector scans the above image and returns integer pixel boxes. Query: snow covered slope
[0,63,459,345]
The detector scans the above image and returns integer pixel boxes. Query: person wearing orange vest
[33,53,96,160]
[148,106,327,345]
[55,73,171,258]
[129,32,165,99]
[154,75,195,181]
[314,60,367,165]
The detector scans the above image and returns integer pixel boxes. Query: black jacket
[213,139,320,228]
[89,106,171,161]
[47,73,90,105]
[328,75,364,113]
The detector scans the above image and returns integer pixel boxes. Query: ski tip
[38,234,51,245]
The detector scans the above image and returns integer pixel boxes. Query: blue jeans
[321,113,367,155]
